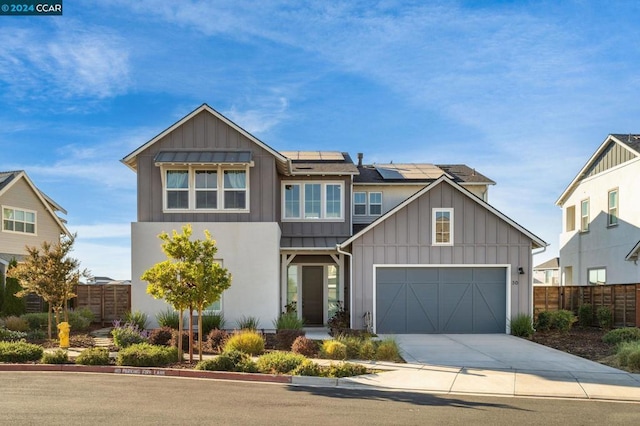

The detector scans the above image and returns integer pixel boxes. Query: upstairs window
[163,166,249,212]
[368,192,382,216]
[580,199,589,232]
[608,189,618,227]
[353,192,366,216]
[432,208,453,245]
[3,207,36,234]
[282,182,344,220]
[565,205,575,232]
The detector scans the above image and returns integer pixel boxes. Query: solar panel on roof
[281,151,344,161]
[375,164,444,180]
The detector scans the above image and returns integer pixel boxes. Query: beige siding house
[123,103,546,333]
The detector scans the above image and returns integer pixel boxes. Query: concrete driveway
[390,334,622,373]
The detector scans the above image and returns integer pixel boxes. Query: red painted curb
[0,364,293,384]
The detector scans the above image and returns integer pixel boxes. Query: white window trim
[353,191,367,216]
[580,198,589,232]
[281,181,345,221]
[368,192,382,216]
[432,207,454,246]
[161,165,250,213]
[587,267,606,286]
[607,188,618,227]
[2,205,37,236]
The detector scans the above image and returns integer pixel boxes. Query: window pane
[205,299,222,311]
[304,184,321,218]
[354,192,366,204]
[25,212,35,223]
[224,170,246,189]
[354,205,366,215]
[224,191,246,209]
[435,210,451,243]
[3,209,12,219]
[287,266,298,309]
[327,265,339,319]
[25,223,35,234]
[3,220,13,231]
[369,192,381,204]
[354,192,366,216]
[196,191,217,209]
[167,171,188,188]
[15,210,24,221]
[325,184,341,218]
[284,184,300,218]
[167,191,189,209]
[588,269,606,285]
[15,222,24,232]
[195,170,217,188]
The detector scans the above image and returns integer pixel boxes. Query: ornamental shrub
[602,327,640,345]
[273,312,304,331]
[327,302,350,336]
[616,341,640,368]
[291,336,317,358]
[156,308,180,329]
[320,340,347,360]
[224,330,265,355]
[41,349,69,364]
[578,304,594,327]
[0,328,27,342]
[358,339,377,360]
[201,312,225,335]
[256,351,306,374]
[0,341,43,362]
[111,323,147,348]
[20,313,49,331]
[170,330,192,352]
[76,347,111,366]
[4,316,28,332]
[291,359,323,376]
[335,335,364,359]
[116,343,178,367]
[205,329,229,353]
[324,362,368,378]
[275,329,305,351]
[148,327,174,346]
[535,311,552,331]
[510,314,534,338]
[2,275,26,317]
[535,310,576,332]
[376,337,402,362]
[124,311,149,331]
[597,306,613,330]
[195,350,257,373]
[236,315,259,331]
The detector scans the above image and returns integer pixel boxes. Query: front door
[302,266,324,326]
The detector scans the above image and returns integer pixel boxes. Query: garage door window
[432,208,453,245]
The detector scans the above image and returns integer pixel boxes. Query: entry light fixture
[518,267,525,275]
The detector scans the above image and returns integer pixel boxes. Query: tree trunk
[47,304,52,340]
[177,309,184,363]
[188,306,194,363]
[198,306,203,361]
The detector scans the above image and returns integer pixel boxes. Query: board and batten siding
[0,178,63,256]
[136,110,278,223]
[279,175,352,238]
[349,181,533,330]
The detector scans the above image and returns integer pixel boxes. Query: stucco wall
[559,157,640,285]
[131,222,281,329]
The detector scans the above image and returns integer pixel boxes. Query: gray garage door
[376,267,506,334]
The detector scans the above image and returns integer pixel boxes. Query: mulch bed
[530,327,616,363]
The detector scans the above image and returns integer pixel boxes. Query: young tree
[141,225,232,362]
[8,235,88,339]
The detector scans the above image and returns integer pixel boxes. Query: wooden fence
[534,283,640,327]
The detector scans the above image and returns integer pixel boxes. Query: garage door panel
[406,283,438,333]
[376,267,507,334]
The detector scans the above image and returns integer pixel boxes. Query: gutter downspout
[336,244,353,330]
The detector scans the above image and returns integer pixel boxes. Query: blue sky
[1,1,639,280]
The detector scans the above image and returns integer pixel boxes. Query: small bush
[27,329,46,341]
[291,336,317,357]
[0,328,27,342]
[67,311,91,332]
[275,329,305,351]
[603,327,640,345]
[116,343,178,367]
[327,301,350,336]
[0,341,44,362]
[201,312,225,335]
[195,350,257,373]
[320,340,347,360]
[20,313,49,331]
[4,316,28,332]
[291,359,322,376]
[510,314,534,338]
[224,330,265,355]
[148,327,174,346]
[170,330,192,352]
[41,349,69,364]
[535,310,576,332]
[156,309,180,329]
[273,312,304,331]
[616,341,640,368]
[376,338,402,362]
[124,311,149,331]
[335,335,364,359]
[535,311,552,331]
[597,306,613,330]
[358,340,377,360]
[256,351,306,374]
[205,329,229,353]
[112,323,147,348]
[236,315,259,331]
[324,362,368,378]
[75,307,96,323]
[76,347,111,365]
[578,304,594,327]
[627,350,640,372]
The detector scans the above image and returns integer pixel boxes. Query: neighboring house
[122,104,546,333]
[533,257,560,286]
[0,170,70,286]
[557,134,640,286]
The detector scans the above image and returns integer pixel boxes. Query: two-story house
[557,134,640,286]
[533,257,560,286]
[0,170,70,285]
[122,104,546,333]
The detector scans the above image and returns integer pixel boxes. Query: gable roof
[534,257,559,270]
[625,240,640,262]
[121,103,289,173]
[339,175,546,249]
[0,171,71,237]
[556,134,640,206]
